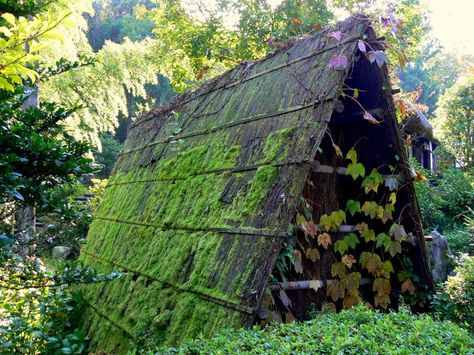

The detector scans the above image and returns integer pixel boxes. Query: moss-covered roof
[81,15,377,352]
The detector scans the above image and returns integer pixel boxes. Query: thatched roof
[79,15,428,352]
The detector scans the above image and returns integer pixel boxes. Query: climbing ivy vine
[279,147,426,312]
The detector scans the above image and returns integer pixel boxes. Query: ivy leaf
[355,222,368,233]
[388,241,402,257]
[357,39,366,53]
[317,233,332,249]
[309,280,322,292]
[346,148,357,164]
[389,223,407,241]
[346,162,365,180]
[373,277,391,296]
[361,201,384,219]
[342,254,356,268]
[306,220,317,238]
[334,239,349,255]
[364,253,382,274]
[384,176,399,191]
[376,233,391,251]
[368,50,388,67]
[361,169,384,194]
[344,233,360,249]
[346,200,361,216]
[389,192,397,205]
[363,111,381,125]
[296,213,306,226]
[319,214,331,232]
[341,272,361,293]
[343,294,361,309]
[305,248,320,262]
[383,260,394,274]
[353,88,359,99]
[330,210,346,229]
[361,228,376,242]
[401,278,416,295]
[293,250,303,274]
[321,302,336,312]
[331,262,346,278]
[327,280,345,301]
[329,54,349,70]
[374,294,390,309]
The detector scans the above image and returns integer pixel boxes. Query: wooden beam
[268,278,372,291]
[310,161,407,185]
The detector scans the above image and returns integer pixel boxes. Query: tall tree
[433,75,474,168]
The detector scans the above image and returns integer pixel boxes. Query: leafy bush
[161,306,473,354]
[445,226,473,256]
[414,163,474,231]
[434,254,474,331]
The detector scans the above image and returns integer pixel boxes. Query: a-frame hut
[80,15,432,352]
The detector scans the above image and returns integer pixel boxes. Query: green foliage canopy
[434,75,474,168]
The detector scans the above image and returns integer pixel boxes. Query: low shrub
[445,225,473,256]
[434,254,474,331]
[161,306,473,354]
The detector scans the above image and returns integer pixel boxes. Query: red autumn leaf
[363,111,381,125]
[313,23,322,31]
[329,54,349,70]
[306,220,317,238]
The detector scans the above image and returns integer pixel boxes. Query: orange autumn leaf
[401,278,416,295]
[292,18,302,26]
[313,23,322,31]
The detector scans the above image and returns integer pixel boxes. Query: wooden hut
[80,15,432,352]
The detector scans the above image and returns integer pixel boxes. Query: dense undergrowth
[159,306,473,354]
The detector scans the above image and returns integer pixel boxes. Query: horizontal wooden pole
[268,277,372,291]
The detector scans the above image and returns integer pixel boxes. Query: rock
[52,246,74,260]
[426,230,453,283]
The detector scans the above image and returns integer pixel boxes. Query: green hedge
[161,306,473,354]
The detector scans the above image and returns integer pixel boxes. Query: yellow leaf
[317,232,332,249]
[2,13,16,26]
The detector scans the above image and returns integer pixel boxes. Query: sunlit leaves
[346,148,365,180]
